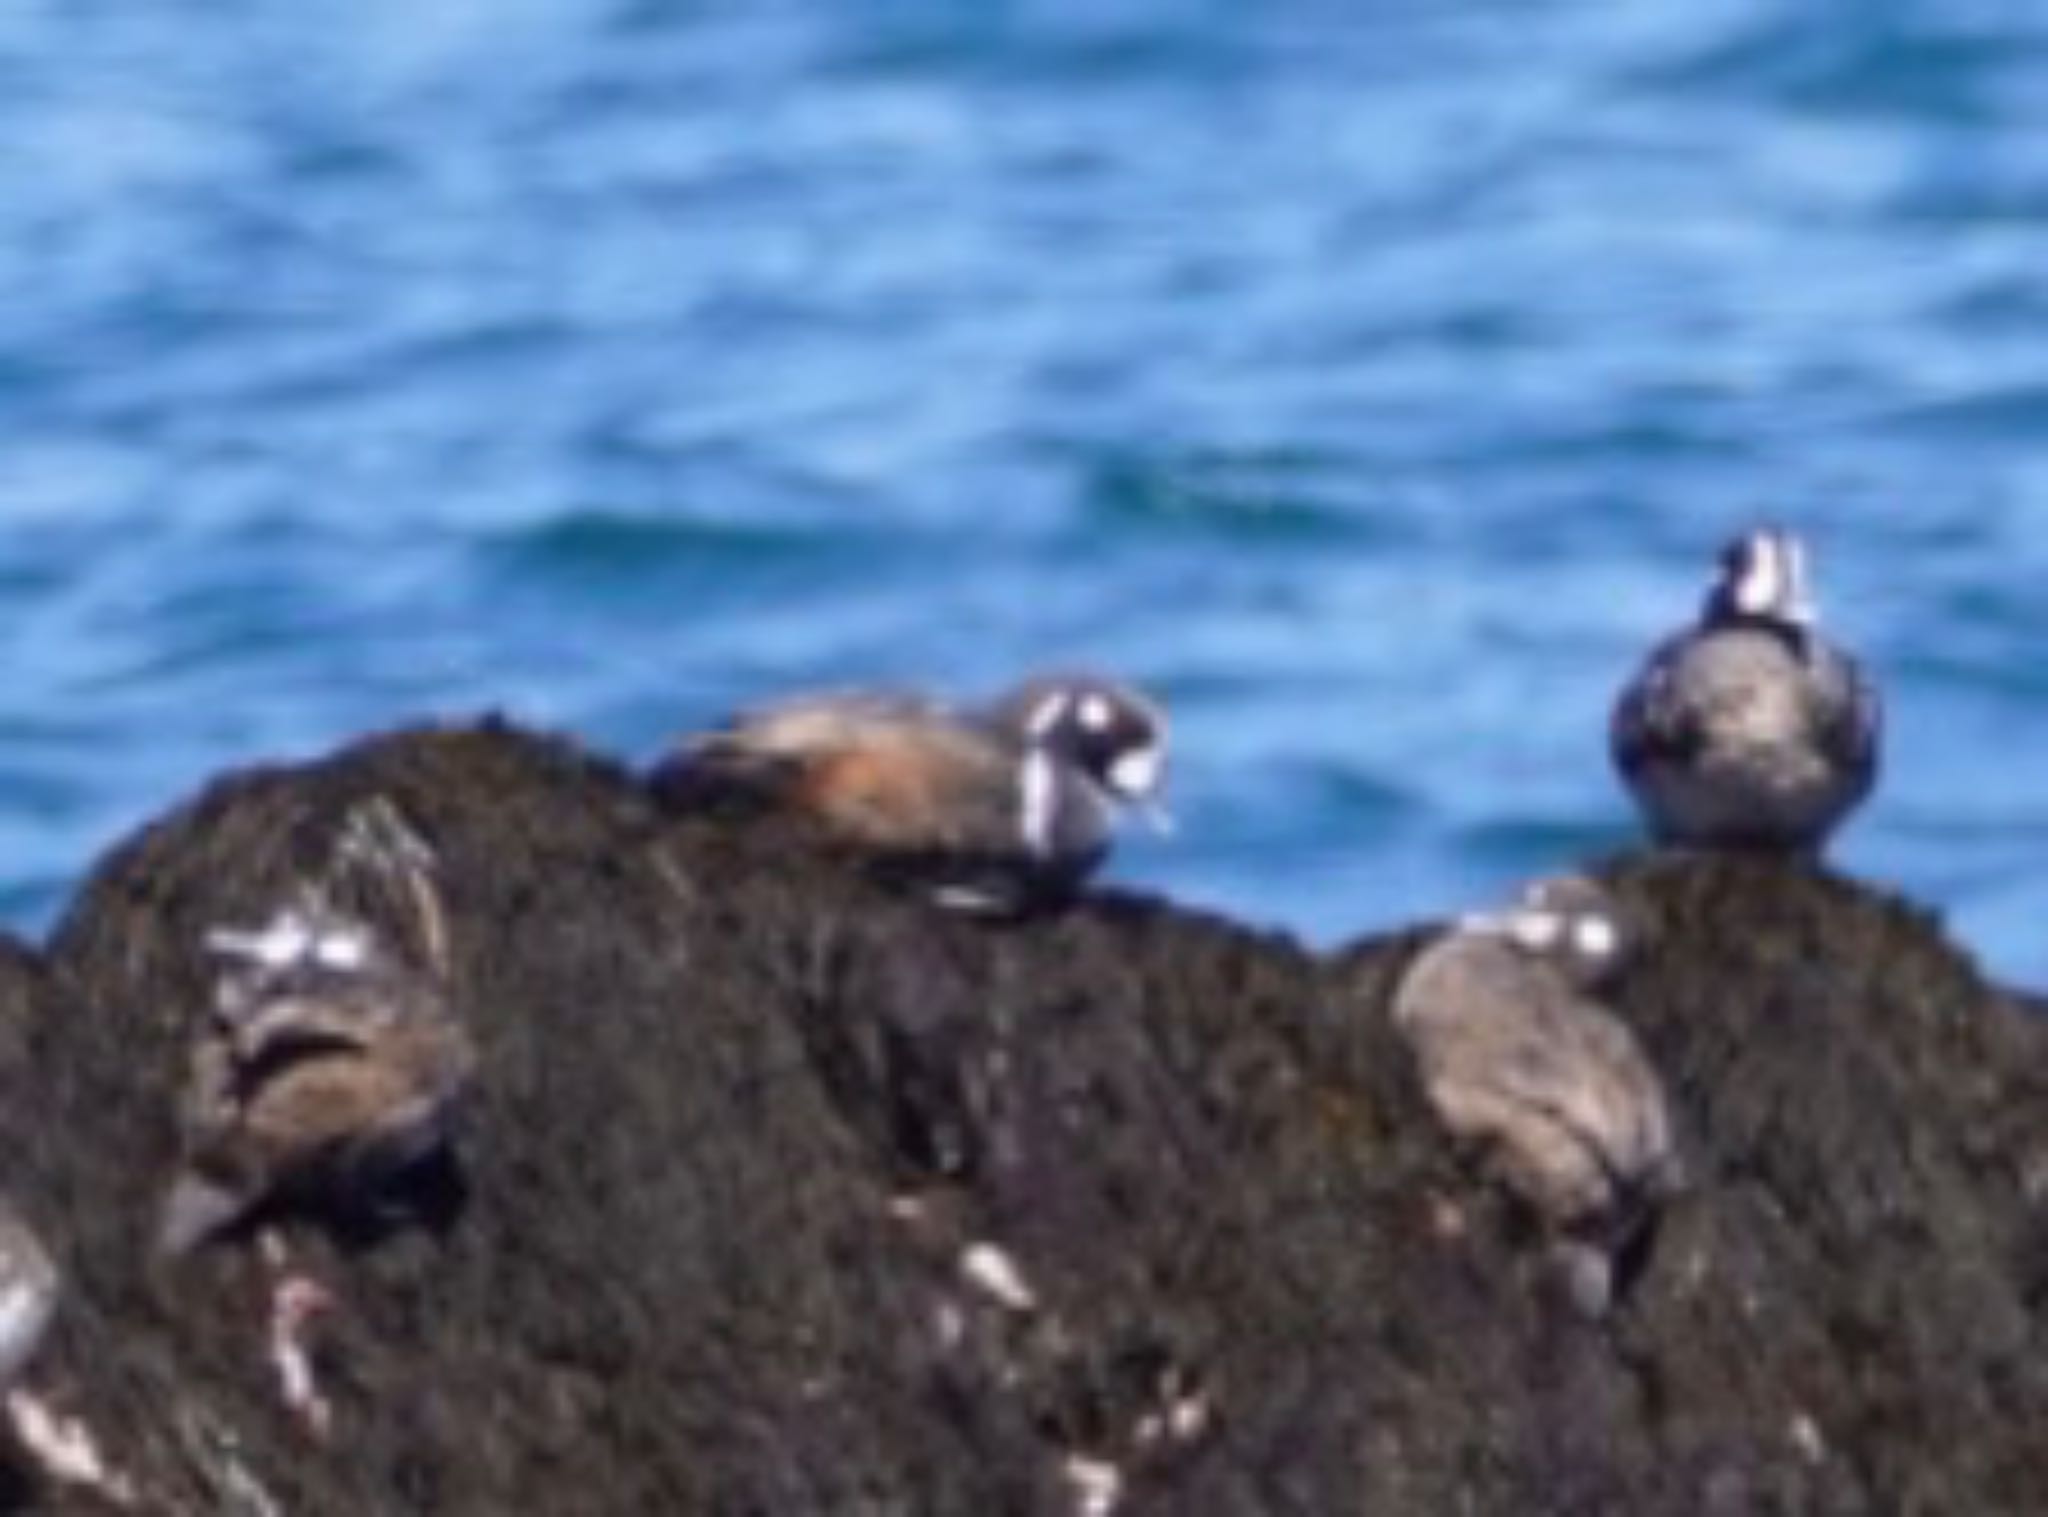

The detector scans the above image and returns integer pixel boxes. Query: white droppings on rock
[1064,1454,1124,1517]
[1790,1411,1825,1464]
[933,1300,967,1350]
[7,1390,138,1507]
[960,1242,1038,1314]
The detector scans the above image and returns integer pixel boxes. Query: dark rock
[2,719,2042,1513]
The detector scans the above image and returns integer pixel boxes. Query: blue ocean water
[2,0,2047,980]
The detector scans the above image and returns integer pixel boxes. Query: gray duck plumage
[1612,526,1880,855]
[1392,873,1681,1313]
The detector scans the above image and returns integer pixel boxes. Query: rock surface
[0,718,2040,1512]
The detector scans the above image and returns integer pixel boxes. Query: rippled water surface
[5,0,2048,977]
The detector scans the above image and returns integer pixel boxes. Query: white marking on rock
[1064,1455,1124,1517]
[1169,1390,1214,1442]
[0,1279,53,1386]
[959,1242,1038,1314]
[931,883,1008,914]
[6,1391,138,1506]
[268,1276,336,1440]
[885,1192,929,1225]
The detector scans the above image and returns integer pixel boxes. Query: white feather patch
[1734,535,1788,618]
[1020,748,1059,857]
[1106,746,1162,800]
[1506,911,1566,953]
[1572,916,1620,962]
[207,908,370,974]
[206,913,317,970]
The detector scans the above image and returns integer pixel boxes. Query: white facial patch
[208,907,373,975]
[1731,530,1818,626]
[207,911,318,970]
[1507,910,1566,953]
[1572,915,1620,962]
[1078,692,1116,733]
[1733,534,1788,618]
[1106,744,1163,800]
[312,928,372,972]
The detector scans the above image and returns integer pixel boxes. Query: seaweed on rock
[6,718,2046,1513]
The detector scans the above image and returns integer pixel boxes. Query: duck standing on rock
[1391,874,1681,1315]
[650,672,1171,913]
[1612,525,1880,856]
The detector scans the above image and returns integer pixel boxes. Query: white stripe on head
[1731,532,1788,618]
[1026,691,1074,740]
[1730,528,1817,627]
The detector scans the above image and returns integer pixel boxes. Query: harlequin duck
[1612,526,1880,856]
[161,797,471,1261]
[1392,873,1680,1314]
[650,672,1170,912]
[158,890,474,1258]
